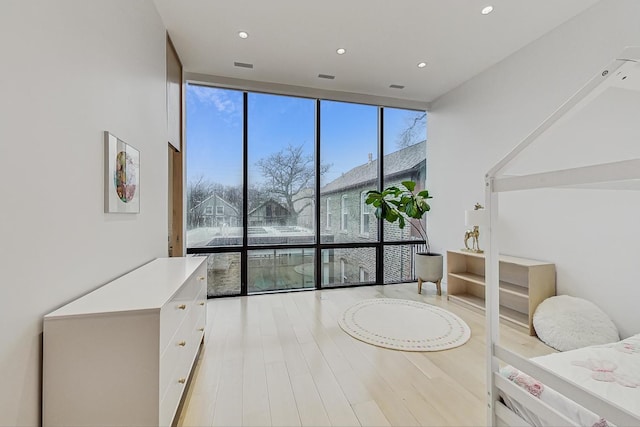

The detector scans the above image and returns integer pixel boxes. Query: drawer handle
[198,276,205,281]
[178,378,186,384]
[178,304,187,310]
[178,341,187,347]
[199,301,205,306]
[198,327,205,332]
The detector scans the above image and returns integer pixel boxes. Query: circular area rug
[338,298,471,351]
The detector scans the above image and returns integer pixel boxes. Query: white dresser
[43,257,207,427]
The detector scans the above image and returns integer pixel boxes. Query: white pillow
[533,295,619,351]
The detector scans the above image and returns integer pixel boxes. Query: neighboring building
[319,141,426,285]
[193,143,426,290]
[189,193,240,228]
[293,187,315,230]
[248,199,290,226]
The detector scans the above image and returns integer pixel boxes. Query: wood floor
[176,282,554,427]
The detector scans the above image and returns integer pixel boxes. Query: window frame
[360,191,370,236]
[340,195,348,232]
[185,84,427,297]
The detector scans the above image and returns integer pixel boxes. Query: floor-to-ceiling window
[246,93,316,292]
[186,83,426,297]
[382,107,427,283]
[186,86,244,296]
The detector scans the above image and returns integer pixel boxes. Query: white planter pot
[415,253,443,295]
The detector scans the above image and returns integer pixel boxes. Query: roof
[248,199,290,216]
[321,140,425,194]
[190,193,239,214]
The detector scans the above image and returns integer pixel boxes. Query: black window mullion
[315,99,322,290]
[241,91,248,296]
[376,107,384,285]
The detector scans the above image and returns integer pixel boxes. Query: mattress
[500,334,640,427]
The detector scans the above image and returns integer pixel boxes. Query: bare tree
[186,175,216,228]
[396,112,426,149]
[256,144,330,223]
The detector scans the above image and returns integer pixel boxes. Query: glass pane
[383,108,427,242]
[196,253,242,297]
[186,85,244,248]
[247,93,316,245]
[321,247,376,287]
[383,244,425,283]
[248,248,315,293]
[320,101,378,243]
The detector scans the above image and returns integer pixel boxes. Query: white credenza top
[45,256,207,319]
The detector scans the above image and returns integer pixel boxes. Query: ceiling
[154,0,600,106]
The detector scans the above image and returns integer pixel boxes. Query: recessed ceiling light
[481,5,493,15]
[336,48,346,55]
[417,62,427,68]
[238,31,249,39]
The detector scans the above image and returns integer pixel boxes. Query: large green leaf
[402,181,416,192]
[417,190,432,199]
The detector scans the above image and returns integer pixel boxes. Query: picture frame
[104,131,140,213]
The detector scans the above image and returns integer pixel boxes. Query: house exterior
[319,141,426,285]
[248,199,290,226]
[189,193,240,228]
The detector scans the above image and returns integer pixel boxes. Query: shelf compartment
[447,273,529,298]
[447,293,529,329]
[448,272,484,286]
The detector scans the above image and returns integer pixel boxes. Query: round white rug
[338,298,471,351]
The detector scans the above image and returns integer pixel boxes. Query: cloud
[189,85,239,114]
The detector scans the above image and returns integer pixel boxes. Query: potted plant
[365,180,443,295]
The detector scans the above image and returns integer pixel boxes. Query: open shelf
[447,293,529,328]
[446,250,555,335]
[499,281,528,297]
[449,273,528,298]
[448,272,484,286]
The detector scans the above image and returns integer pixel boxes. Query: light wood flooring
[176,282,554,427]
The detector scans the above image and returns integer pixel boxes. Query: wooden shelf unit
[446,250,555,335]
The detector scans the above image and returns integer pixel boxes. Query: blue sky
[186,84,426,187]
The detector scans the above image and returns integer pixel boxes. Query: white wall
[0,1,167,425]
[428,0,640,338]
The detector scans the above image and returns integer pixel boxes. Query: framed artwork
[104,132,140,213]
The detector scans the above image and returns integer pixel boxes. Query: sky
[185,84,426,188]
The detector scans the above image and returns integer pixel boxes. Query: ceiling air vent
[389,84,405,89]
[234,62,254,69]
[318,74,335,80]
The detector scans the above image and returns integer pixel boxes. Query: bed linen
[499,334,640,426]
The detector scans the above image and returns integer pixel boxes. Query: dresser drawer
[159,310,194,402]
[159,272,204,350]
[159,366,188,427]
[159,326,200,427]
[191,306,206,349]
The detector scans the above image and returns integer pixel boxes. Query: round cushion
[533,295,619,351]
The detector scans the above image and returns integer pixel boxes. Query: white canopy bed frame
[485,47,640,426]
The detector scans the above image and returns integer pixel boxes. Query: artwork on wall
[104,131,140,213]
